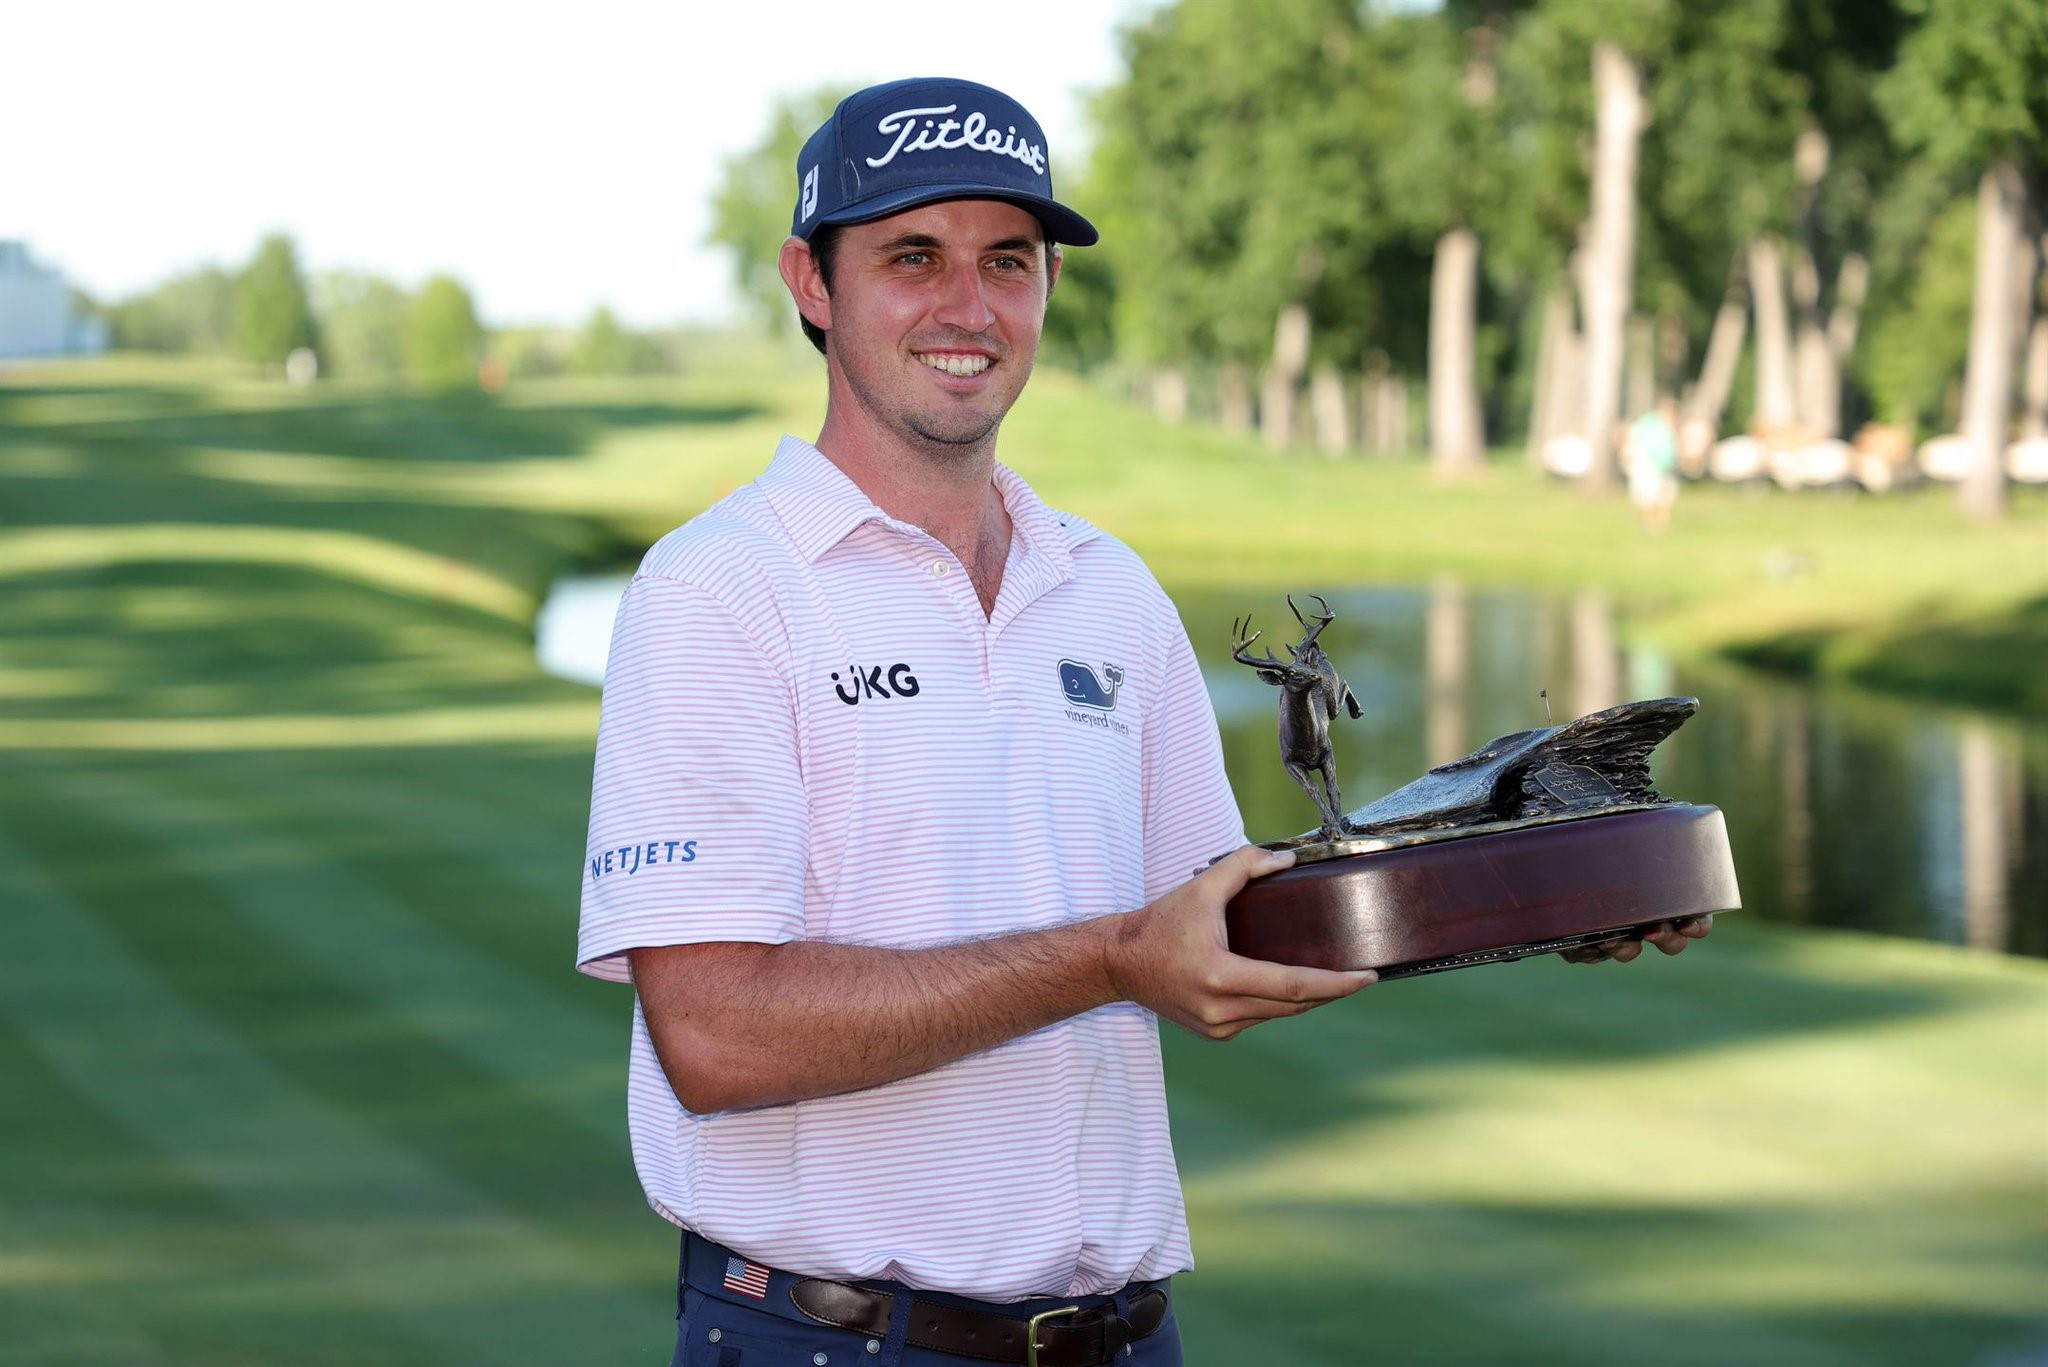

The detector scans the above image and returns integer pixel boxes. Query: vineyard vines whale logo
[1059,660,1123,711]
[866,104,1048,176]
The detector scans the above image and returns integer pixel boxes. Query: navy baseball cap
[791,78,1098,246]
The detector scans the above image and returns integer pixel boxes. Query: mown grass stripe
[0,524,536,622]
[0,823,670,1363]
[34,757,625,1143]
[1157,934,2046,1366]
[156,745,599,996]
[2,753,647,1239]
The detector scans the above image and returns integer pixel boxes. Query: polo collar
[756,435,1082,580]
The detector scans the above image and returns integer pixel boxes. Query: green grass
[1,353,2044,1365]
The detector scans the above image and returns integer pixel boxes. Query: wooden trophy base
[1225,804,1740,980]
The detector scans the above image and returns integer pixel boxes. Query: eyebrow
[870,233,1043,255]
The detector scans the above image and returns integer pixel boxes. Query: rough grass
[0,354,2043,1365]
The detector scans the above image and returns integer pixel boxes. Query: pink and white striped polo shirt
[577,436,1243,1301]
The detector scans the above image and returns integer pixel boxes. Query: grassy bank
[434,341,2048,713]
[1,356,2043,1365]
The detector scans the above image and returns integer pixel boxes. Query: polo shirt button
[931,560,949,576]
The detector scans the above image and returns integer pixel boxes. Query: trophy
[1223,595,1740,979]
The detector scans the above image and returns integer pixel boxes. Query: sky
[5,0,1157,329]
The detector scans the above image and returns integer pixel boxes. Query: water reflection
[1184,584,2044,960]
[535,575,2045,958]
[1957,720,2020,952]
[1424,578,1467,768]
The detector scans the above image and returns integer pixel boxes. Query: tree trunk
[2021,312,2048,439]
[1310,365,1350,455]
[1361,354,1407,455]
[1827,254,1869,369]
[1261,302,1311,452]
[1748,235,1796,433]
[1152,366,1188,425]
[1624,312,1655,419]
[1429,224,1485,473]
[1959,162,2026,519]
[1656,309,1688,405]
[1686,259,1748,440]
[1790,126,1836,436]
[1792,247,1837,435]
[1218,362,1253,435]
[1360,353,1388,454]
[1387,372,1409,454]
[1525,278,1578,465]
[1580,41,1644,488]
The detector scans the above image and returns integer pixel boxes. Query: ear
[1046,242,1062,299]
[779,237,832,334]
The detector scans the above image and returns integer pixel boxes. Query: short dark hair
[796,219,1058,357]
[799,226,842,356]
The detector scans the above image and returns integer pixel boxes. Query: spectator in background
[1625,397,1681,533]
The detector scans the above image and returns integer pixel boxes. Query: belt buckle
[1025,1303,1082,1367]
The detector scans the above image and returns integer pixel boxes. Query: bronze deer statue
[1232,594,1362,838]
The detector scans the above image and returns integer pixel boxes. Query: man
[579,77,1705,1367]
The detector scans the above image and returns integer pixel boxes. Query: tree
[109,266,236,353]
[1859,194,1976,428]
[1088,0,1411,440]
[570,306,670,376]
[706,86,849,334]
[404,275,484,391]
[1381,13,1509,473]
[312,272,408,380]
[233,233,318,369]
[1879,0,2048,517]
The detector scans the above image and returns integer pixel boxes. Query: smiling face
[783,199,1060,463]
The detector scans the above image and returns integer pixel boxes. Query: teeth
[918,353,991,377]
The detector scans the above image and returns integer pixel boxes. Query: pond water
[537,576,2046,959]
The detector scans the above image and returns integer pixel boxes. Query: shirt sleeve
[576,574,808,983]
[1139,593,1246,903]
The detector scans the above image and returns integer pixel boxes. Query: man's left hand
[1559,914,1714,965]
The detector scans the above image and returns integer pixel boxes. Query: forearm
[631,846,1372,1115]
[631,916,1125,1113]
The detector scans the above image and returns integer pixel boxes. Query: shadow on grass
[1179,1198,2048,1366]
[1163,918,2030,1174]
[10,383,765,464]
[1725,592,2048,715]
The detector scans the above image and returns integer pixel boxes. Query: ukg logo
[832,663,921,705]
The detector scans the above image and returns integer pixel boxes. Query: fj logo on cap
[800,165,819,222]
[867,104,1048,175]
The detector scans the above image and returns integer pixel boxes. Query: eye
[893,251,930,267]
[988,255,1029,273]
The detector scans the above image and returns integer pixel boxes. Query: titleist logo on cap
[866,104,1048,176]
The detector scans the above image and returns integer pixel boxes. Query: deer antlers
[1231,615,1286,671]
[1288,593,1335,651]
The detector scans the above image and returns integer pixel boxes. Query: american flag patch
[722,1256,771,1300]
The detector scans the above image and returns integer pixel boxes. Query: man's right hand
[1101,845,1375,1040]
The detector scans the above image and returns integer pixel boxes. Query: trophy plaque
[1223,596,1740,980]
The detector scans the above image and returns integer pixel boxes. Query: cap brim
[812,182,1098,247]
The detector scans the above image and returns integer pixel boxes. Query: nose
[930,262,995,332]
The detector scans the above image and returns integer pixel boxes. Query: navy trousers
[670,1232,1183,1367]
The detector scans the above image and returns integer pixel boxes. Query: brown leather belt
[789,1277,1169,1367]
